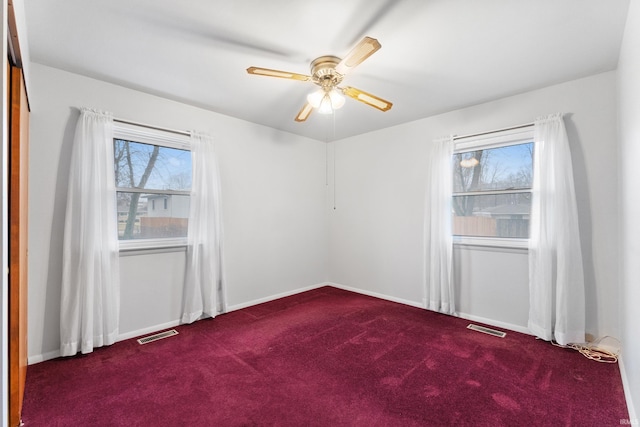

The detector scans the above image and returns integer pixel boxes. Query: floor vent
[137,329,179,345]
[467,324,507,338]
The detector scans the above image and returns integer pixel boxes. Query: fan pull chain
[325,142,328,186]
[333,111,337,210]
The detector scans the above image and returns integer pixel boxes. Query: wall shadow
[41,107,79,356]
[564,113,598,334]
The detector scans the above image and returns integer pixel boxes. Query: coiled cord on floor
[551,336,620,363]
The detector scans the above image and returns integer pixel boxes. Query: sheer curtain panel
[61,108,120,356]
[182,132,226,323]
[424,136,455,314]
[528,113,585,346]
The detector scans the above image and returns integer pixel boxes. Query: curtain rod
[113,117,190,137]
[453,122,534,141]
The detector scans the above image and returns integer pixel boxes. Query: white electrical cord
[551,336,621,363]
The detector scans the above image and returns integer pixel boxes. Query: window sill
[118,238,187,256]
[453,236,528,250]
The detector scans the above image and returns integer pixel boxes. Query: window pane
[114,139,192,191]
[117,192,190,239]
[452,193,531,238]
[453,142,533,192]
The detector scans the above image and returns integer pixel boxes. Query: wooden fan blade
[295,102,313,122]
[247,66,310,81]
[342,86,392,112]
[335,36,381,75]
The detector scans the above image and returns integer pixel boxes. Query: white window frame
[113,122,191,251]
[452,126,534,249]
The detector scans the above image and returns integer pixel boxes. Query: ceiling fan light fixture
[308,89,345,114]
[307,89,325,108]
[328,89,345,109]
[318,95,334,114]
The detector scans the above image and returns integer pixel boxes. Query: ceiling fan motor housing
[310,56,343,89]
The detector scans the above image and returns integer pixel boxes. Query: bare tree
[114,140,160,239]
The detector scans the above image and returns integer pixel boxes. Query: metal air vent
[137,329,179,345]
[467,324,506,338]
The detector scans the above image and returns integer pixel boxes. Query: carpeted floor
[23,286,628,426]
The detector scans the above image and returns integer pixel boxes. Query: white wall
[329,71,619,337]
[618,0,640,421]
[28,63,329,361]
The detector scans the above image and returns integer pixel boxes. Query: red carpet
[23,287,628,426]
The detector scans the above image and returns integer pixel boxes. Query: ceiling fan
[246,36,393,122]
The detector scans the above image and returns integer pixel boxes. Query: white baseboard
[28,319,185,364]
[29,283,331,365]
[28,349,61,365]
[327,282,531,336]
[619,354,638,425]
[455,311,532,336]
[25,282,529,365]
[226,282,329,312]
[117,319,182,342]
[326,282,424,309]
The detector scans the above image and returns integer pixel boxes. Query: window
[452,127,534,247]
[113,123,192,249]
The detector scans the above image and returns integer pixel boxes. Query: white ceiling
[24,0,629,141]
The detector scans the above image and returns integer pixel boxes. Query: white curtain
[424,136,455,314]
[61,108,120,356]
[528,113,585,346]
[182,132,225,323]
